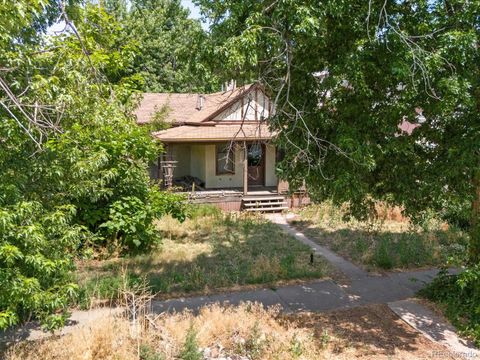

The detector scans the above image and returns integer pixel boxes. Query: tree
[0,1,186,329]
[196,0,479,262]
[0,0,86,330]
[107,0,219,93]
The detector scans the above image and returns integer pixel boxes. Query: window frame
[215,143,235,175]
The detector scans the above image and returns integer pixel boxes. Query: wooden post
[243,141,248,195]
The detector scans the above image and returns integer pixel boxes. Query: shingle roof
[153,124,274,142]
[135,84,256,124]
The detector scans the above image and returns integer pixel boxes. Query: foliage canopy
[197,0,479,259]
[106,0,219,92]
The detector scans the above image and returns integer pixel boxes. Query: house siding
[168,143,278,189]
[170,144,191,177]
[204,143,277,189]
[190,144,206,183]
[204,144,244,188]
[213,88,271,121]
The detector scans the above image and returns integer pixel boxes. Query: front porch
[148,134,310,211]
[152,141,281,195]
[148,141,309,211]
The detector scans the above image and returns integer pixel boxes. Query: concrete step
[242,196,285,202]
[245,206,289,212]
[242,195,287,212]
[243,201,288,207]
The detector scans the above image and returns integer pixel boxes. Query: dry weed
[248,255,282,280]
[5,303,457,360]
[6,316,137,360]
[5,303,322,360]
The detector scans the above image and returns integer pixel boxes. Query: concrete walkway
[390,299,479,358]
[265,213,369,280]
[151,268,441,314]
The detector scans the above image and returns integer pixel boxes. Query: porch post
[243,141,248,195]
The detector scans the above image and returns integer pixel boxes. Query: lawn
[290,202,468,271]
[76,206,329,304]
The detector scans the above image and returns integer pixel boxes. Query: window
[216,143,235,175]
[247,143,263,166]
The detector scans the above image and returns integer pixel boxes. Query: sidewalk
[150,268,442,314]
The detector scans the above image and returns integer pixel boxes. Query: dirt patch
[283,303,458,359]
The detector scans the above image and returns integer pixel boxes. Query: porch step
[246,206,289,212]
[243,196,285,202]
[243,201,288,207]
[242,195,288,212]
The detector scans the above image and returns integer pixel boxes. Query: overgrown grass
[290,202,468,271]
[6,303,452,360]
[76,205,328,305]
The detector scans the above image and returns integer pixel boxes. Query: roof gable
[134,83,268,124]
[211,87,271,122]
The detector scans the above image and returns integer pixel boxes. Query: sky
[181,0,202,20]
[181,0,210,30]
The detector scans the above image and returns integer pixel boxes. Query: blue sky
[181,0,202,20]
[181,0,210,30]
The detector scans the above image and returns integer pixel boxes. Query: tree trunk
[470,170,480,264]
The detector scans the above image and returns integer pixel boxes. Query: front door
[247,143,265,186]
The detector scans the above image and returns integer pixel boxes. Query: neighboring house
[135,82,307,211]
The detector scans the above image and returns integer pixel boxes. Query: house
[135,82,308,211]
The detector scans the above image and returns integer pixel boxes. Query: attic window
[216,143,235,175]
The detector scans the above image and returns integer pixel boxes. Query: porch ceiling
[153,124,275,143]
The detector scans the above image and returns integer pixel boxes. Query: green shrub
[100,196,157,251]
[140,343,165,360]
[0,202,83,330]
[179,325,202,360]
[290,334,304,358]
[149,187,189,222]
[96,189,188,252]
